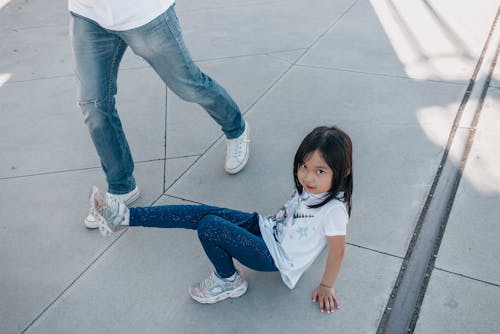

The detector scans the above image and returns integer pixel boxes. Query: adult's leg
[197,215,278,278]
[70,13,136,194]
[118,5,245,139]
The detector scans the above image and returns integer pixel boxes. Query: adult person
[68,0,250,228]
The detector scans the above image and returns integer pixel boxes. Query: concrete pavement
[1,0,499,333]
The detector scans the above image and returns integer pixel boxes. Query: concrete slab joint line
[163,86,168,194]
[377,7,500,334]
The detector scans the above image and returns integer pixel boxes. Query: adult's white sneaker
[84,186,140,229]
[225,121,250,174]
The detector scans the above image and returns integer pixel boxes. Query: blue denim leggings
[129,205,278,278]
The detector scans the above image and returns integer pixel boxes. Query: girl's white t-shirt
[68,0,175,31]
[259,191,348,289]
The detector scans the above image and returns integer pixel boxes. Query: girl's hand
[312,284,340,314]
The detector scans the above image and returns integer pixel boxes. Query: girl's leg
[197,214,278,278]
[128,204,257,231]
[189,215,277,303]
[130,204,276,276]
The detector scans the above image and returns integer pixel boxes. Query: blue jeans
[129,205,278,278]
[69,5,244,194]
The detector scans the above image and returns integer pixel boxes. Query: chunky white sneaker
[84,186,140,229]
[88,186,129,237]
[189,270,248,304]
[225,121,250,174]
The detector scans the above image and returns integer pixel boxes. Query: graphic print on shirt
[266,191,315,244]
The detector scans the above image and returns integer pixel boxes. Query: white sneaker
[88,186,129,237]
[189,270,248,304]
[84,186,140,229]
[225,121,250,174]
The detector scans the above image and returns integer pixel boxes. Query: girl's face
[297,149,333,195]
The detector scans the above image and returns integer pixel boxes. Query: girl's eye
[300,163,307,169]
[316,169,325,175]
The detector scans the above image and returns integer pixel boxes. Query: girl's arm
[312,235,345,314]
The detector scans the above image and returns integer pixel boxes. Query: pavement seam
[0,49,307,86]
[295,0,360,64]
[0,24,67,33]
[19,229,129,334]
[3,57,470,86]
[0,157,200,181]
[163,86,168,194]
[152,194,203,206]
[377,7,500,334]
[193,48,309,63]
[293,63,468,86]
[176,0,291,14]
[0,49,308,85]
[346,242,402,259]
[433,268,500,288]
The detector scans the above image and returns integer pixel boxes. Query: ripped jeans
[129,204,278,278]
[69,5,244,194]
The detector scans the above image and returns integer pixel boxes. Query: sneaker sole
[122,187,141,206]
[84,214,99,229]
[190,282,248,304]
[98,219,114,237]
[225,151,249,175]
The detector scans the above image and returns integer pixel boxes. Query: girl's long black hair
[293,126,353,215]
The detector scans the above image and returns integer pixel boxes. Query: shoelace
[103,195,122,226]
[200,272,219,291]
[227,137,249,158]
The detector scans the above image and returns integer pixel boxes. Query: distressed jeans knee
[75,95,136,194]
[71,12,135,194]
[78,98,100,125]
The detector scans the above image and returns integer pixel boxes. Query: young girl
[89,125,353,314]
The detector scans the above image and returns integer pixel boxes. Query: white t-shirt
[68,0,175,31]
[259,191,348,289]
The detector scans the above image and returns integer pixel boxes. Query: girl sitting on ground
[89,125,353,314]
